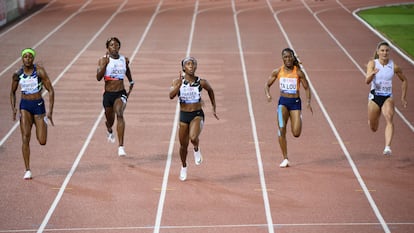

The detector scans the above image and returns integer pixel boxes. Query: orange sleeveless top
[277,65,300,95]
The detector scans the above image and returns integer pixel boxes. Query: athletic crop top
[371,59,394,96]
[277,65,300,95]
[104,55,127,81]
[18,65,43,95]
[179,76,202,104]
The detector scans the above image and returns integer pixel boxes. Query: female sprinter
[365,41,408,156]
[169,57,219,181]
[264,48,312,168]
[10,48,55,179]
[96,37,134,157]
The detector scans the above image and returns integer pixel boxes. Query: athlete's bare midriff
[180,102,202,112]
[104,79,124,92]
[21,92,42,100]
[280,92,300,99]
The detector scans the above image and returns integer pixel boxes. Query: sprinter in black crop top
[169,56,219,181]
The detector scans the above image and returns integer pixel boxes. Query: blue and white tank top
[18,65,42,95]
[104,55,127,81]
[371,59,394,96]
[179,77,202,104]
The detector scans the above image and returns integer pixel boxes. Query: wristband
[129,80,135,85]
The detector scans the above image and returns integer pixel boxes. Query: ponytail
[373,41,389,59]
[281,48,301,68]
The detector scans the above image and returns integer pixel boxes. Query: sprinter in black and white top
[97,37,134,157]
[169,56,218,181]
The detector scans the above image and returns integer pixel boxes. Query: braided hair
[281,48,301,68]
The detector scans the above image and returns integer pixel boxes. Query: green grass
[357,4,414,59]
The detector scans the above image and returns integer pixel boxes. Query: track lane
[235,1,385,233]
[310,1,414,232]
[37,1,170,232]
[158,1,272,233]
[259,0,413,232]
[0,0,138,231]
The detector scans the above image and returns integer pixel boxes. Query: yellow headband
[21,48,36,58]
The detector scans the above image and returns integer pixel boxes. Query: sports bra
[179,76,202,104]
[18,65,43,95]
[104,55,127,81]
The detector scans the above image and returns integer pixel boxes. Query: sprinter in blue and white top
[97,37,134,157]
[10,48,55,180]
[169,57,218,181]
[365,41,408,156]
[18,65,42,95]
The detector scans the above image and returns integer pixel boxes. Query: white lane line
[0,0,93,148]
[35,0,139,232]
[153,2,199,233]
[231,1,274,233]
[351,2,414,68]
[2,221,413,232]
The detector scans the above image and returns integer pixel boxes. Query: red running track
[0,0,413,233]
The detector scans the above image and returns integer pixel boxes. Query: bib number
[279,77,297,94]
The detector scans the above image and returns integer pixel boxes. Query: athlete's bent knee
[190,138,195,144]
[368,121,378,132]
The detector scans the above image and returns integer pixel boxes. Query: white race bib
[20,76,39,94]
[375,80,392,96]
[180,86,200,103]
[279,77,297,94]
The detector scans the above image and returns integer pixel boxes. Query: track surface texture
[0,1,413,233]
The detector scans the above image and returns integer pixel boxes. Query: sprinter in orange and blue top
[264,48,313,168]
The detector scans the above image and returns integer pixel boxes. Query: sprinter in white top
[97,37,134,157]
[365,41,408,156]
